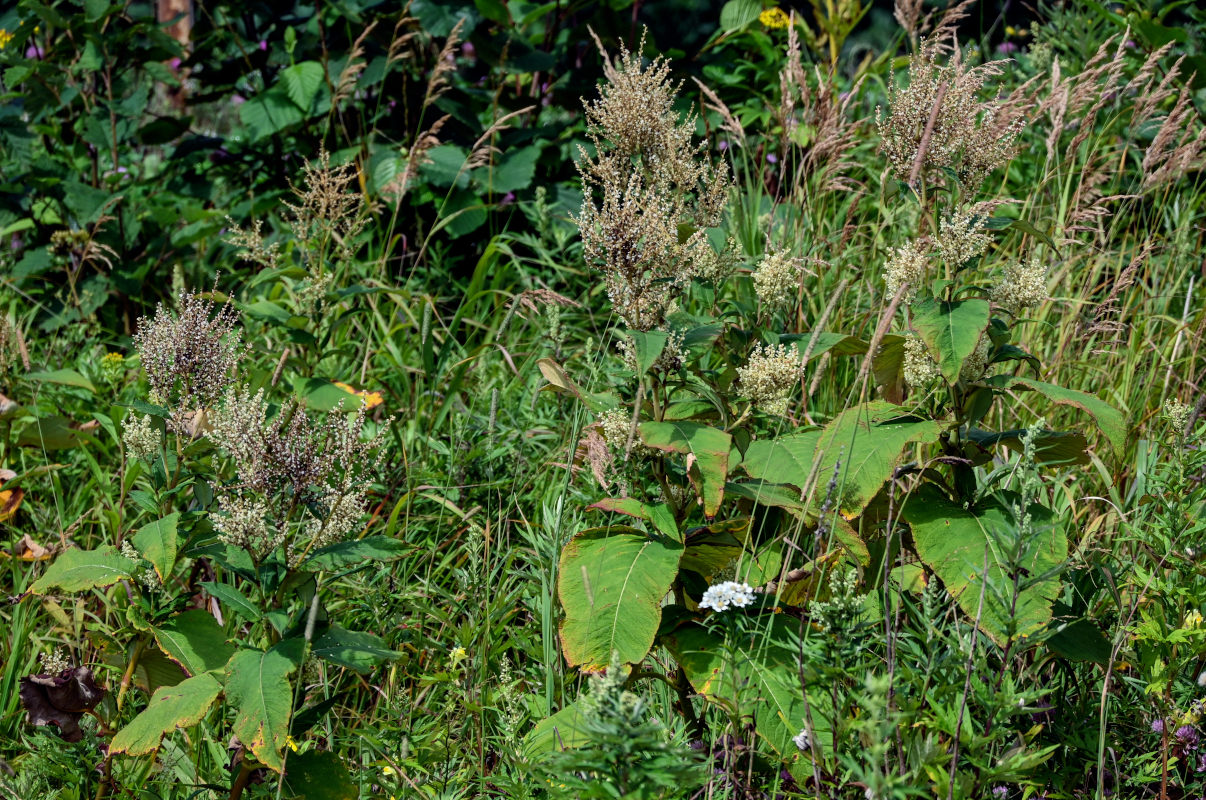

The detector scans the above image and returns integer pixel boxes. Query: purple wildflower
[718,140,729,152]
[766,153,778,164]
[996,41,1019,54]
[1177,724,1200,745]
[258,40,268,52]
[993,787,1008,799]
[1153,719,1165,734]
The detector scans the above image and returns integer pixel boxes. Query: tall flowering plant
[532,32,1126,791]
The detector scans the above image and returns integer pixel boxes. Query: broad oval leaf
[281,750,358,800]
[903,484,1066,646]
[301,536,409,571]
[524,697,595,757]
[639,421,732,518]
[131,513,181,582]
[995,377,1126,454]
[109,672,223,756]
[226,638,305,773]
[558,526,683,670]
[153,610,235,677]
[742,401,944,518]
[29,546,135,594]
[312,627,401,673]
[910,298,991,384]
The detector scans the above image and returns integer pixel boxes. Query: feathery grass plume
[778,21,866,191]
[876,38,1021,191]
[902,335,941,389]
[133,287,244,431]
[893,0,924,43]
[883,240,929,303]
[1142,82,1206,189]
[737,342,804,416]
[423,18,465,109]
[991,258,1047,313]
[284,148,368,268]
[575,30,730,331]
[332,23,375,109]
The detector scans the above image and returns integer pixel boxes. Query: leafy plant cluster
[1,1,1205,799]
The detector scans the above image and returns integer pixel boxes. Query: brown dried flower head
[876,38,1023,190]
[575,31,730,331]
[133,288,244,428]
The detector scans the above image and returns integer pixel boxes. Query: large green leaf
[153,610,235,677]
[558,527,682,670]
[279,61,325,111]
[312,627,400,673]
[281,750,358,800]
[29,546,135,594]
[910,298,990,383]
[742,402,943,518]
[301,536,409,571]
[903,484,1066,646]
[131,513,181,583]
[226,639,305,773]
[26,368,96,393]
[995,377,1126,454]
[109,672,223,756]
[524,697,595,757]
[639,421,732,518]
[665,619,830,779]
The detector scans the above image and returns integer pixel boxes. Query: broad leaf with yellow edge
[558,526,682,671]
[225,638,304,772]
[110,672,223,756]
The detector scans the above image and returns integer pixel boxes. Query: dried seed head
[876,38,1022,190]
[737,342,803,416]
[575,32,730,330]
[213,494,283,559]
[122,414,161,461]
[133,288,244,430]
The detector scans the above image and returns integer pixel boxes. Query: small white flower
[1197,671,1206,688]
[699,580,755,612]
[792,728,811,752]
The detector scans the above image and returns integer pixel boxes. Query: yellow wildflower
[0,30,13,49]
[382,765,396,776]
[333,381,384,409]
[1187,609,1204,628]
[759,7,791,28]
[285,736,299,752]
[1005,25,1017,36]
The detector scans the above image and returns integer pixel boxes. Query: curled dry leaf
[0,468,22,523]
[19,667,106,742]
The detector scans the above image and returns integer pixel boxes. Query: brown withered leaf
[19,667,105,742]
[12,534,48,561]
[0,468,22,523]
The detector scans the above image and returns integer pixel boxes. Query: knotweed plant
[24,269,397,797]
[535,28,1128,799]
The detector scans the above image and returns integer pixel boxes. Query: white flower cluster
[902,335,942,389]
[699,580,755,613]
[936,207,992,267]
[792,728,811,752]
[752,249,802,309]
[737,342,803,416]
[991,258,1047,312]
[883,240,928,303]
